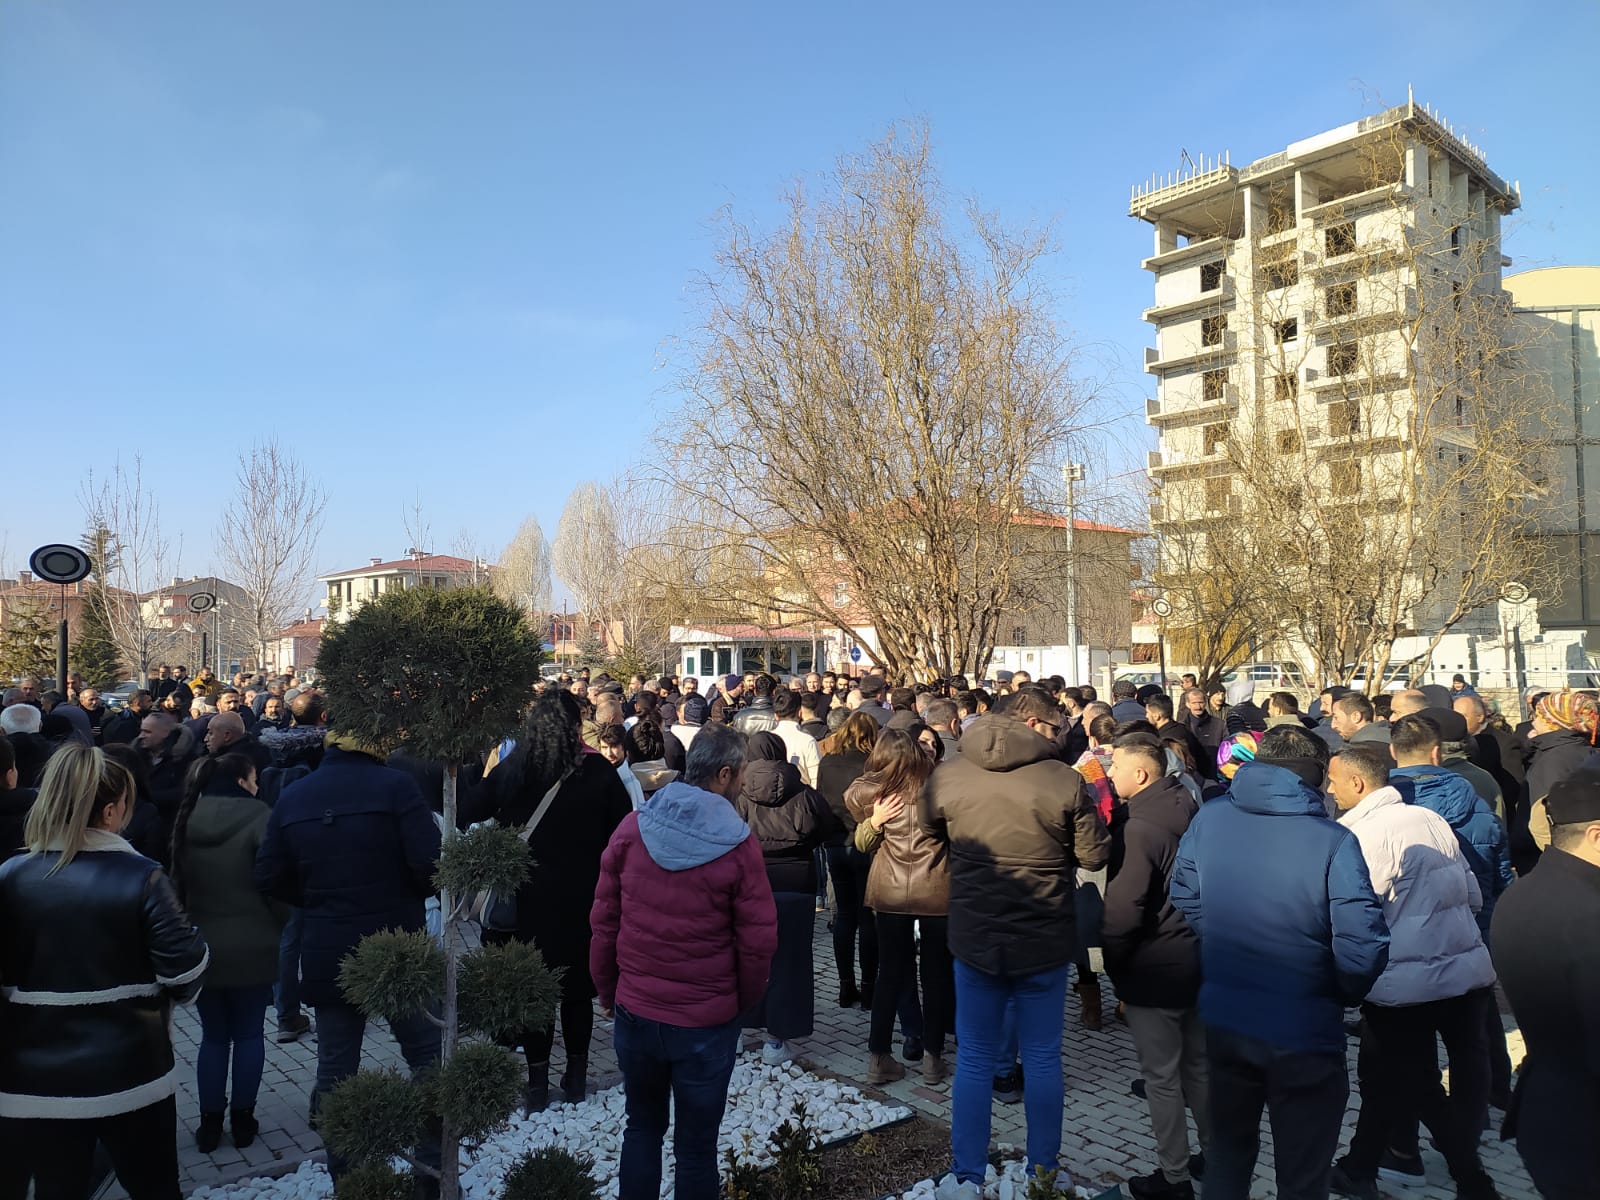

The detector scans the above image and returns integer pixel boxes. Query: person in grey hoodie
[590,723,778,1200]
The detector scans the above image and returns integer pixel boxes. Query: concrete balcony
[1148,386,1238,425]
[1140,235,1231,274]
[1142,276,1235,323]
[1144,330,1238,374]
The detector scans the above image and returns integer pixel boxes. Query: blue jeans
[311,999,441,1180]
[613,1004,740,1200]
[996,995,1020,1075]
[952,960,1071,1184]
[195,985,273,1113]
[274,908,304,1022]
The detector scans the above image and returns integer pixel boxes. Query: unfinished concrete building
[1129,96,1540,677]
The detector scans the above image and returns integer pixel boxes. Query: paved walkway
[127,917,1536,1199]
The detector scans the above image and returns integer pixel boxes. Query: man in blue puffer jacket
[1391,710,1517,1114]
[1171,725,1389,1200]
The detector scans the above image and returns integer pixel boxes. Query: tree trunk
[439,764,460,1200]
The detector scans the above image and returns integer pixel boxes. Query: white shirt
[773,719,821,788]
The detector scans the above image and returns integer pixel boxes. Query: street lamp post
[1062,463,1085,686]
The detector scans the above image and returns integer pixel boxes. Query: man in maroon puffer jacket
[591,721,777,1200]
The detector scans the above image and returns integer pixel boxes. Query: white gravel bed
[188,1053,912,1200]
[889,1158,1097,1200]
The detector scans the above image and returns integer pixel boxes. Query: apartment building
[1131,96,1523,643]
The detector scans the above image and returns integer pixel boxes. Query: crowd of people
[0,661,1595,1200]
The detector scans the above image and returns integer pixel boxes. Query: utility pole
[1062,462,1085,686]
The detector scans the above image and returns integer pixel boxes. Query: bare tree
[80,458,181,687]
[213,439,330,665]
[552,481,621,633]
[492,515,553,628]
[650,122,1098,680]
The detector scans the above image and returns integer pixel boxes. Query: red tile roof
[319,554,484,581]
[276,620,325,639]
[676,624,824,641]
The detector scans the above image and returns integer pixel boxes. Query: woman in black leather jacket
[0,743,209,1200]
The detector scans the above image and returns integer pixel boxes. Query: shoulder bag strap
[516,766,576,843]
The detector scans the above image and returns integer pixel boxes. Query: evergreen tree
[0,601,57,682]
[72,596,124,689]
[314,586,554,1200]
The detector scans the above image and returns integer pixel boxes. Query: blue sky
[5,0,1597,595]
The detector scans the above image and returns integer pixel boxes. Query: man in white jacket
[771,688,820,787]
[1325,741,1499,1200]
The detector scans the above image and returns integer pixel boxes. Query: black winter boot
[524,1059,551,1114]
[195,1111,225,1153]
[561,1054,588,1104]
[230,1108,260,1149]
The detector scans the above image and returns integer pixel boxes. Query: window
[1274,372,1298,403]
[1328,399,1360,436]
[1201,314,1227,346]
[1327,282,1358,317]
[716,648,733,676]
[699,649,715,676]
[1200,261,1224,292]
[1012,626,1028,646]
[1328,342,1359,376]
[1204,476,1230,511]
[1329,460,1360,499]
[1202,368,1227,401]
[834,581,849,606]
[1203,422,1230,454]
[1274,318,1299,344]
[1450,225,1461,255]
[1261,253,1299,290]
[1276,429,1303,454]
[1326,222,1357,257]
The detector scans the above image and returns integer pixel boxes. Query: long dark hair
[858,727,933,803]
[169,752,257,902]
[499,690,584,824]
[623,715,665,764]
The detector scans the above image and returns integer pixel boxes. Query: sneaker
[933,1175,982,1200]
[1330,1160,1380,1200]
[1127,1170,1194,1200]
[1378,1148,1426,1187]
[761,1039,796,1066]
[992,1069,1023,1104]
[275,1012,312,1043]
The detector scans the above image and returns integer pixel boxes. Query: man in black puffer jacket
[1104,732,1208,1200]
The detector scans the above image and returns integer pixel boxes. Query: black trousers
[5,1098,180,1200]
[1344,989,1493,1191]
[869,913,952,1056]
[1205,1025,1347,1200]
[826,845,877,991]
[524,963,597,1074]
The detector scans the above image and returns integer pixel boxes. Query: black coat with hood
[1100,775,1200,1007]
[0,786,36,861]
[733,732,838,895]
[919,714,1111,977]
